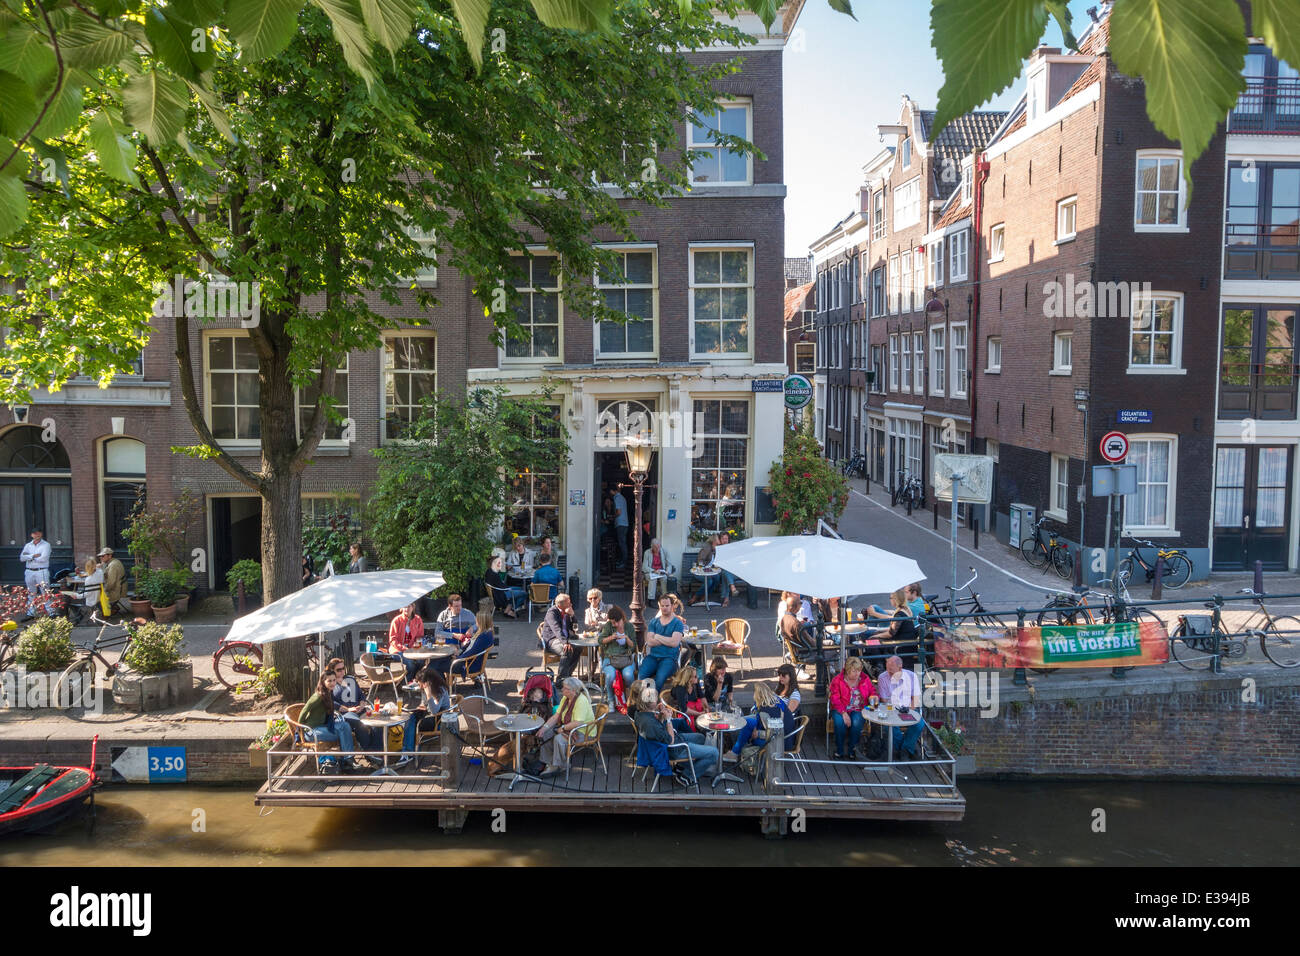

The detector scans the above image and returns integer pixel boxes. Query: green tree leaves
[87,109,141,187]
[930,0,1052,135]
[60,18,132,70]
[123,67,190,145]
[227,0,305,61]
[1110,0,1246,198]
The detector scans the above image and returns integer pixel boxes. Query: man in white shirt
[877,655,925,760]
[612,489,629,569]
[19,528,52,615]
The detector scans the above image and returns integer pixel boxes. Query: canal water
[4,779,1295,866]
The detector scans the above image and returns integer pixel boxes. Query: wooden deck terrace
[255,711,966,836]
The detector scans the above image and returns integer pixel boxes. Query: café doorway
[593,451,658,591]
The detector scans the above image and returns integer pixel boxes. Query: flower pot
[151,603,178,624]
[248,732,292,770]
[129,597,152,619]
[175,593,190,616]
[112,660,194,711]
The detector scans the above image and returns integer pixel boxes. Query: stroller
[488,670,556,777]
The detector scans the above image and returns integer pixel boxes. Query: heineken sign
[783,374,813,409]
[1040,622,1142,663]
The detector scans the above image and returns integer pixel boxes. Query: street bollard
[237,579,246,616]
[1151,555,1164,600]
[1254,560,1264,596]
[865,473,870,495]
[933,502,939,530]
[1013,607,1027,686]
[972,517,980,550]
[907,494,914,517]
[1073,547,1083,588]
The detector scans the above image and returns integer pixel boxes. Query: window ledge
[1044,509,1068,522]
[1054,236,1076,246]
[1126,529,1180,538]
[1126,367,1187,375]
[987,255,1005,264]
[1134,225,1189,234]
[950,274,969,283]
[985,367,1002,374]
[1049,368,1073,376]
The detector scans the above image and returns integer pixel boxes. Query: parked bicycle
[55,613,144,708]
[1031,583,1163,674]
[212,634,319,690]
[1020,516,1074,579]
[1117,537,1193,590]
[891,469,925,510]
[924,568,1006,630]
[841,454,867,479]
[1170,589,1300,669]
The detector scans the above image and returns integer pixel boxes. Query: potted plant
[143,570,179,624]
[13,617,76,709]
[129,568,154,619]
[248,716,292,769]
[113,620,192,711]
[171,568,194,616]
[226,559,263,608]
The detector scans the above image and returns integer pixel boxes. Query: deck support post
[760,811,788,839]
[441,721,460,789]
[438,808,468,833]
[761,713,784,796]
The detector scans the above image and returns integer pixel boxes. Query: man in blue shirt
[612,488,630,568]
[533,553,563,600]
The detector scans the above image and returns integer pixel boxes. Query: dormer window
[901,136,912,169]
[961,160,973,204]
[1027,68,1048,121]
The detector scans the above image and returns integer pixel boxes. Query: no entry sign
[1100,431,1129,463]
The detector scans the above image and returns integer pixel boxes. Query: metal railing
[769,722,959,800]
[1228,80,1300,134]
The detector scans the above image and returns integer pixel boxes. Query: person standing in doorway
[20,528,51,616]
[612,485,630,569]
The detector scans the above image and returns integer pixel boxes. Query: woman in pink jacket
[830,657,876,760]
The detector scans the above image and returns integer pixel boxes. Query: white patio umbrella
[226,569,446,645]
[711,535,923,600]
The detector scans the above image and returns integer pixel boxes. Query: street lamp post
[624,436,654,649]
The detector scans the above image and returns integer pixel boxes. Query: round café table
[689,567,723,608]
[569,635,604,685]
[682,629,724,669]
[403,644,457,679]
[863,705,918,777]
[359,711,409,775]
[696,711,747,787]
[492,712,544,791]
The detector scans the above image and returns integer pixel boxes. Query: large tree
[0,0,752,599]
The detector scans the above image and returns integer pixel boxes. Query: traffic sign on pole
[1100,431,1129,463]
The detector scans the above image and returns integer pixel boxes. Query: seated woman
[703,656,734,711]
[829,657,876,760]
[486,555,526,618]
[489,677,554,776]
[725,670,800,761]
[598,606,636,711]
[637,594,685,689]
[327,658,382,753]
[863,589,920,669]
[397,666,453,765]
[688,537,716,607]
[450,610,495,681]
[300,672,371,772]
[504,537,533,582]
[583,588,608,630]
[666,665,707,733]
[641,539,675,601]
[634,683,717,783]
[534,677,598,776]
[387,603,426,680]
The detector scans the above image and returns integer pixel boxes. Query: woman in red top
[388,603,425,679]
[829,657,877,760]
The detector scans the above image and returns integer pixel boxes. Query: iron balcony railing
[1228,80,1300,134]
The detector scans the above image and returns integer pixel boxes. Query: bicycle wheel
[0,636,15,674]
[1051,545,1074,580]
[55,656,98,709]
[1116,558,1135,590]
[1168,620,1214,671]
[1021,537,1050,569]
[1032,600,1088,674]
[1262,615,1300,668]
[212,641,264,690]
[1160,553,1192,589]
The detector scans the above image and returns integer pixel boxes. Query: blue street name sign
[1117,409,1152,424]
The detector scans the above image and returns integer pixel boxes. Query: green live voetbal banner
[935,620,1169,669]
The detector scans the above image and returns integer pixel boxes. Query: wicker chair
[715,617,754,677]
[528,583,552,622]
[536,623,564,670]
[563,702,610,781]
[359,652,405,703]
[448,647,492,697]
[284,702,338,773]
[414,693,462,771]
[453,694,509,766]
[783,714,811,781]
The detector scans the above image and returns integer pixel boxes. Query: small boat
[0,735,101,837]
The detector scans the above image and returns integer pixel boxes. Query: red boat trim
[0,766,97,825]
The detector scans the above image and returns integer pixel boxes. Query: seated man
[532,553,563,601]
[388,603,426,680]
[641,538,675,601]
[876,655,925,759]
[435,593,477,644]
[539,593,582,680]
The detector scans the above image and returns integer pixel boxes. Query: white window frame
[985,438,999,463]
[901,136,912,169]
[502,249,563,365]
[951,322,968,398]
[961,159,973,204]
[1123,435,1178,534]
[912,331,925,396]
[1048,453,1070,520]
[594,244,658,360]
[203,330,260,448]
[687,99,753,186]
[929,239,943,287]
[900,251,912,313]
[989,223,1005,263]
[399,223,437,284]
[893,177,921,230]
[1128,290,1185,373]
[1056,195,1078,243]
[1052,331,1073,374]
[929,326,946,397]
[689,243,753,360]
[986,335,1002,373]
[888,334,899,390]
[888,255,900,314]
[859,252,869,303]
[913,250,925,310]
[949,230,968,281]
[872,190,886,240]
[296,355,350,446]
[901,330,912,391]
[381,331,438,443]
[794,341,815,374]
[1134,150,1187,231]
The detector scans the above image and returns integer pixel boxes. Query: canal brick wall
[955,672,1300,779]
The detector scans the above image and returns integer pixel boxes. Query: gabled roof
[918,110,1008,199]
[784,281,814,326]
[784,257,812,284]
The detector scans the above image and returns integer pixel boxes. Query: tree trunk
[264,635,310,701]
[258,341,304,605]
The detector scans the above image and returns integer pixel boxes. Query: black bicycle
[841,454,866,479]
[891,469,924,510]
[926,568,1006,630]
[1170,589,1300,669]
[1032,584,1163,675]
[55,613,143,708]
[1117,537,1193,590]
[1020,516,1073,579]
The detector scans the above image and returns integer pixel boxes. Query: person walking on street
[19,529,51,616]
[612,487,630,569]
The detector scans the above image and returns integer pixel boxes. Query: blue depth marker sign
[111,746,188,783]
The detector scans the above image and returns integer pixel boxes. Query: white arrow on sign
[110,747,150,783]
